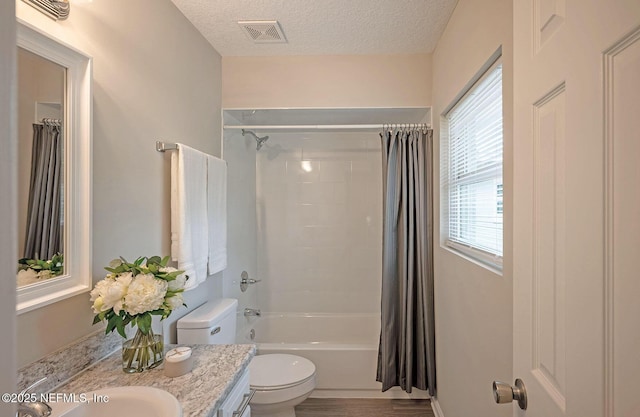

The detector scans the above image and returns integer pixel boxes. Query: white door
[513,1,640,416]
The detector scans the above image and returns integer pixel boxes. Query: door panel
[531,84,566,411]
[606,27,640,417]
[513,1,640,416]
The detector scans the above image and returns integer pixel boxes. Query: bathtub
[241,313,429,399]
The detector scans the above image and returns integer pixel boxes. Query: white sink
[49,386,182,417]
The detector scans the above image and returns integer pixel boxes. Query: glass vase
[122,327,164,373]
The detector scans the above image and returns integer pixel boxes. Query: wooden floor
[295,398,434,417]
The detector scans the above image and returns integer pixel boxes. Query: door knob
[493,379,527,410]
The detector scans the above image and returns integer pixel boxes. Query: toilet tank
[177,298,238,344]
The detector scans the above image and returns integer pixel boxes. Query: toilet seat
[249,354,316,391]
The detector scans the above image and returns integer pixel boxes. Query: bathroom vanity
[54,344,255,417]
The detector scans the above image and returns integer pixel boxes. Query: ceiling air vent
[238,20,287,44]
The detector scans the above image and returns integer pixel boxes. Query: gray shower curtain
[376,127,436,395]
[23,122,63,260]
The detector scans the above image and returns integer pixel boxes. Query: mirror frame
[16,19,92,314]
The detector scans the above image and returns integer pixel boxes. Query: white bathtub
[241,313,429,399]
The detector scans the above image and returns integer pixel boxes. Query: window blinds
[442,62,503,266]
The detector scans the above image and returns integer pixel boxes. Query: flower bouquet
[90,256,187,373]
[17,253,64,286]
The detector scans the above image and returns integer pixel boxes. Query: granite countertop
[55,344,256,417]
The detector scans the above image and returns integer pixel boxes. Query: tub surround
[247,313,429,399]
[56,344,255,417]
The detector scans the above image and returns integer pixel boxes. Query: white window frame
[440,49,503,271]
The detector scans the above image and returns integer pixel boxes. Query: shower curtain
[376,127,436,395]
[23,121,63,260]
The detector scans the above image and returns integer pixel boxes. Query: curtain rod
[224,123,431,131]
[35,118,62,126]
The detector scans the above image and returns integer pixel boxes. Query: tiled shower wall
[256,131,382,314]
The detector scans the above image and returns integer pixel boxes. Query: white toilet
[177,299,316,417]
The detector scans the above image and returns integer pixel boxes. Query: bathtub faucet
[244,308,261,317]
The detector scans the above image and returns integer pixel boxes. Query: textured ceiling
[170,0,459,56]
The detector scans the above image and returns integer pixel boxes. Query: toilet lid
[249,354,316,390]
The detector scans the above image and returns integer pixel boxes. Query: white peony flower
[106,272,133,314]
[168,275,187,291]
[124,273,168,316]
[160,266,187,291]
[90,279,111,313]
[165,293,184,311]
[89,272,133,314]
[37,270,53,280]
[17,269,39,287]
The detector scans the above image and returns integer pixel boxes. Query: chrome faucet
[16,377,51,417]
[244,308,261,317]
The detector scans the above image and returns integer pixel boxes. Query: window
[441,57,503,269]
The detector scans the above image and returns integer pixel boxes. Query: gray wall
[222,54,432,108]
[431,0,514,416]
[16,0,224,367]
[1,1,17,415]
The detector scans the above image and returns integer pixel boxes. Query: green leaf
[136,313,152,335]
[160,256,170,267]
[92,314,102,325]
[147,256,162,266]
[115,319,126,339]
[106,317,117,334]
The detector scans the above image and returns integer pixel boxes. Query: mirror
[17,47,66,288]
[16,19,92,314]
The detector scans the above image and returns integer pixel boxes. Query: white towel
[207,155,227,274]
[171,144,209,290]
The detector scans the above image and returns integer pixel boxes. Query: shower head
[242,129,269,151]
